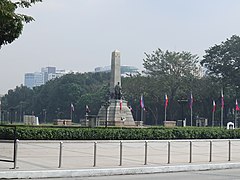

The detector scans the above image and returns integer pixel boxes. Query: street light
[43,109,47,124]
[104,100,111,128]
[56,108,60,119]
[0,97,1,124]
[19,101,24,123]
[177,99,188,122]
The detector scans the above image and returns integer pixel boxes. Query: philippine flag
[129,106,133,112]
[212,100,216,112]
[189,93,193,109]
[236,99,240,111]
[86,105,90,113]
[120,99,123,111]
[164,94,168,109]
[71,103,74,112]
[140,95,145,109]
[221,90,224,109]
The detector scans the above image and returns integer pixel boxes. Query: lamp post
[0,97,1,124]
[56,108,60,119]
[43,109,47,124]
[9,107,15,124]
[104,100,111,128]
[15,111,17,123]
[177,98,188,124]
[19,101,24,123]
[235,86,239,128]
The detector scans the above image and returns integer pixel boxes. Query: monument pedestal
[97,99,135,127]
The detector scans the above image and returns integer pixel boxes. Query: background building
[24,65,139,89]
[95,65,139,76]
[41,67,56,83]
[24,73,35,89]
[24,66,72,89]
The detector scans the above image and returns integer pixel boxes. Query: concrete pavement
[1,139,240,179]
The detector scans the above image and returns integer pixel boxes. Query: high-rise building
[24,73,35,89]
[41,67,56,83]
[24,66,71,89]
[24,72,44,89]
[33,72,44,87]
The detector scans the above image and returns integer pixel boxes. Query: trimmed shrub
[1,125,240,140]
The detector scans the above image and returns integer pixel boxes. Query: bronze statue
[114,82,122,100]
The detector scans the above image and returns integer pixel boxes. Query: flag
[212,100,216,112]
[221,90,224,109]
[120,99,122,111]
[86,105,90,113]
[71,103,74,112]
[164,94,168,109]
[140,95,145,109]
[129,106,133,112]
[189,93,193,109]
[236,99,240,111]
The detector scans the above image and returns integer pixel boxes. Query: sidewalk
[1,139,240,179]
[1,162,240,179]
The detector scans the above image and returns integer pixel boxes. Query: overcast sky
[1,0,240,95]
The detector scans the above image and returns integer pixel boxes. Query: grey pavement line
[1,162,240,179]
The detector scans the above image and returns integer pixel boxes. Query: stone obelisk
[110,50,121,96]
[97,50,135,126]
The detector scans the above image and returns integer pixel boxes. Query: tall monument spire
[96,50,136,127]
[110,50,121,98]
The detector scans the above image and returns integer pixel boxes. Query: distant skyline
[1,0,240,95]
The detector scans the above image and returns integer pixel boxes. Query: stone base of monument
[163,121,176,127]
[196,118,208,127]
[53,119,72,126]
[97,99,136,127]
[177,120,186,127]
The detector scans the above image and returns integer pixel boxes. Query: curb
[1,163,240,179]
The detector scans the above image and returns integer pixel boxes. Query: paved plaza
[1,139,240,178]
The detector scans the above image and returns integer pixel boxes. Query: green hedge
[1,125,240,140]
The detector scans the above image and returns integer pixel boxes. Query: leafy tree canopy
[201,35,240,87]
[142,49,201,120]
[0,0,42,48]
[143,49,200,95]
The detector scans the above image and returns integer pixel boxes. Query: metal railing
[2,139,240,169]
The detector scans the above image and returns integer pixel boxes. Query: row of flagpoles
[69,90,240,126]
[70,103,90,121]
[140,90,240,127]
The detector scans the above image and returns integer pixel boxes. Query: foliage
[0,0,42,48]
[201,35,240,87]
[1,72,110,123]
[3,35,240,126]
[1,125,240,140]
[142,49,201,120]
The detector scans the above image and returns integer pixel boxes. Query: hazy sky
[1,0,240,95]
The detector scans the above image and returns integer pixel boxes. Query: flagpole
[189,92,193,127]
[164,94,168,126]
[235,109,237,128]
[212,111,214,127]
[140,95,144,123]
[220,107,223,128]
[141,107,143,122]
[237,111,238,128]
[235,99,239,128]
[221,90,224,128]
[190,107,192,126]
[164,106,167,124]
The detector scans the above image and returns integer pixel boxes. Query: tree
[0,0,42,48]
[30,72,110,122]
[201,35,240,87]
[143,48,200,121]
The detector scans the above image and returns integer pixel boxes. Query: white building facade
[24,66,71,89]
